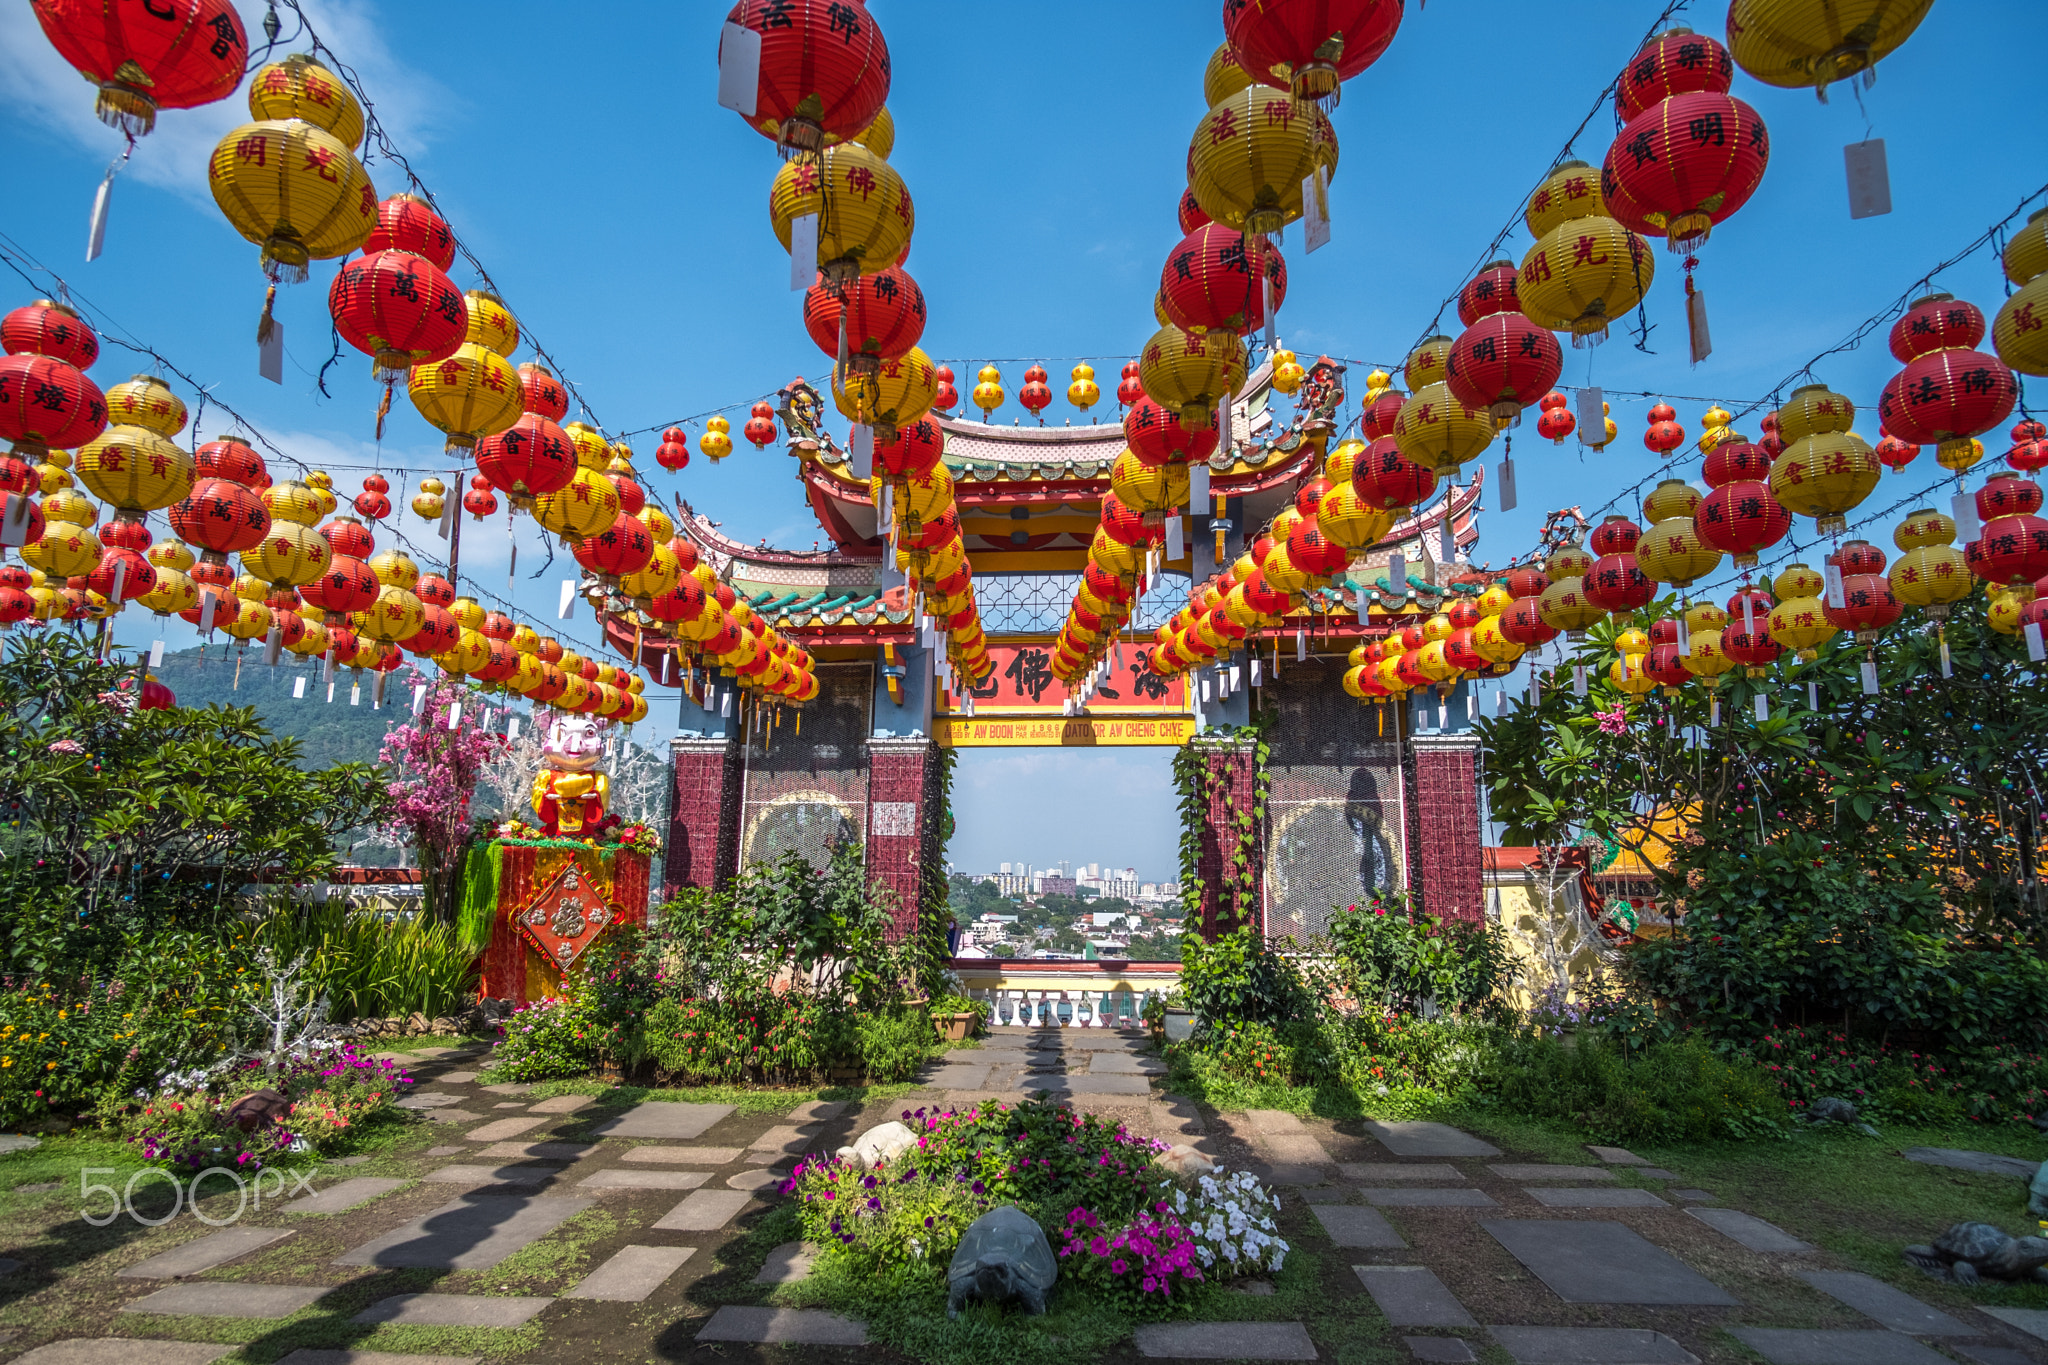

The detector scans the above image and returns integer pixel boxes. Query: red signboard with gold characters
[940,642,1186,714]
[515,862,620,974]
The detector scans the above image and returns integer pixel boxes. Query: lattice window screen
[739,663,874,871]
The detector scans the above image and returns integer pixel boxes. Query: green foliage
[251,898,481,1022]
[1176,925,1315,1030]
[1325,889,1516,1016]
[489,996,601,1082]
[1733,1025,2048,1125]
[1475,1032,1787,1144]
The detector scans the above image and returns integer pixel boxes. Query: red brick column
[1410,732,1484,922]
[866,737,937,940]
[1191,736,1263,941]
[665,737,743,895]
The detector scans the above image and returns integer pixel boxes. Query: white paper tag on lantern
[438,494,455,541]
[1823,562,1847,610]
[325,680,334,703]
[350,681,361,707]
[1860,659,1879,694]
[1742,596,1755,633]
[1678,615,1691,653]
[148,639,164,667]
[1295,628,1307,662]
[263,624,281,665]
[322,648,335,682]
[1530,673,1541,707]
[1466,689,1477,721]
[446,701,462,730]
[0,493,31,547]
[789,213,819,292]
[258,318,284,384]
[1710,696,1722,728]
[1754,693,1769,723]
[86,168,114,262]
[1572,665,1588,697]
[1229,663,1242,692]
[2026,621,2047,664]
[108,556,128,604]
[1388,553,1407,594]
[1189,460,1210,511]
[1497,457,1517,512]
[1301,167,1331,253]
[720,689,732,717]
[1262,271,1277,352]
[1354,571,1370,623]
[292,674,306,699]
[1496,688,1507,716]
[1217,395,1234,453]
[1437,700,1449,729]
[1806,680,1819,710]
[1576,387,1604,444]
[412,683,427,715]
[1200,676,1212,704]
[1687,289,1713,366]
[1939,636,1953,678]
[849,424,874,480]
[197,590,217,635]
[716,22,761,116]
[373,673,387,708]
[1164,515,1184,560]
[507,717,521,741]
[1250,657,1262,687]
[1845,138,1892,219]
[558,579,577,619]
[1952,490,1981,542]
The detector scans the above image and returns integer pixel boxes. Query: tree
[379,677,509,924]
[0,631,388,968]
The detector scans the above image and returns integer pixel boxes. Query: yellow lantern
[22,520,100,578]
[833,348,937,442]
[1993,278,2048,379]
[248,53,364,149]
[409,343,523,452]
[1547,540,1594,580]
[1611,654,1658,695]
[369,549,419,591]
[219,595,272,642]
[436,629,491,677]
[35,457,73,494]
[1187,85,1329,234]
[971,365,1005,418]
[698,416,734,462]
[462,291,518,357]
[1139,326,1247,433]
[1687,601,1730,635]
[1888,508,1972,620]
[1260,542,1308,594]
[1775,382,1853,441]
[1772,430,1879,535]
[1476,615,1527,665]
[104,374,188,437]
[41,487,97,528]
[1111,450,1189,515]
[1478,583,1515,617]
[1422,612,1454,642]
[1539,575,1603,639]
[411,479,446,521]
[354,583,424,642]
[74,425,193,518]
[289,613,330,658]
[1768,595,1837,662]
[1525,160,1607,238]
[1203,42,1254,105]
[262,480,323,526]
[1323,437,1365,487]
[1682,630,1735,689]
[1417,638,1457,683]
[1638,486,1722,587]
[555,420,606,471]
[208,120,376,282]
[1067,363,1100,411]
[1519,215,1655,344]
[1393,381,1495,473]
[769,143,913,289]
[621,543,682,602]
[534,467,623,544]
[1271,350,1305,395]
[640,504,676,544]
[450,596,485,632]
[148,539,195,572]
[895,466,956,527]
[137,565,198,617]
[1318,484,1393,549]
[838,105,894,158]
[1988,588,2027,636]
[1089,530,1137,576]
[243,521,331,589]
[1728,0,1934,98]
[1403,337,1452,393]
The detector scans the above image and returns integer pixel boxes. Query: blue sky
[3,0,2041,882]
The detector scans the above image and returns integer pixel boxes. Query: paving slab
[421,1163,562,1186]
[1263,1134,1335,1164]
[1484,1220,1739,1305]
[1796,1270,1970,1335]
[925,1064,991,1090]
[464,1116,550,1142]
[729,1167,791,1192]
[1686,1207,1813,1253]
[786,1100,848,1122]
[750,1124,822,1154]
[1487,1326,1699,1364]
[589,1101,736,1140]
[1134,1321,1318,1359]
[336,1194,595,1270]
[1339,1163,1464,1182]
[394,1093,464,1109]
[1352,1265,1477,1327]
[434,1070,480,1084]
[1363,1121,1500,1157]
[1405,1338,1478,1364]
[1260,1163,1330,1186]
[1362,1187,1498,1207]
[527,1094,593,1114]
[1524,1187,1669,1208]
[426,1145,465,1156]
[1032,1073,1152,1094]
[276,1353,480,1365]
[1311,1204,1406,1248]
[1090,1053,1167,1073]
[1246,1109,1305,1133]
[578,1168,710,1191]
[621,1144,746,1164]
[1671,1189,1718,1203]
[754,1240,819,1284]
[0,1135,40,1154]
[118,1226,295,1279]
[1982,1307,2048,1341]
[1902,1147,2040,1179]
[1956,1347,2036,1365]
[473,1141,592,1161]
[1488,1164,1615,1182]
[421,1109,485,1123]
[1726,1328,1954,1364]
[480,1083,533,1095]
[652,1188,753,1231]
[353,1292,551,1327]
[565,1244,694,1301]
[121,1282,326,1318]
[1588,1146,1648,1164]
[286,1178,407,1215]
[14,1342,236,1365]
[696,1305,868,1345]
[1063,1031,1149,1048]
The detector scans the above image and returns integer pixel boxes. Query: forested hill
[142,645,407,771]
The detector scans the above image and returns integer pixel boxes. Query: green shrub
[253,899,480,1022]
[1478,1032,1786,1143]
[489,996,600,1081]
[1326,891,1515,1016]
[859,1009,936,1081]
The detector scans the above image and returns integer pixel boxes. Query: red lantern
[1445,629,1489,674]
[476,412,576,499]
[877,416,945,477]
[1361,388,1405,441]
[721,0,890,153]
[1643,403,1685,456]
[1966,512,2048,587]
[655,425,691,473]
[1456,261,1521,325]
[319,517,374,559]
[354,473,391,521]
[101,517,151,552]
[1760,411,1786,459]
[743,401,778,448]
[1224,0,1403,99]
[1589,516,1640,555]
[1644,641,1690,690]
[1833,539,1887,577]
[1444,311,1563,425]
[803,267,926,373]
[1447,598,1483,631]
[1351,436,1437,510]
[0,353,107,459]
[463,475,498,520]
[1178,187,1211,234]
[303,555,378,614]
[1878,299,2020,460]
[1694,481,1790,568]
[195,435,267,487]
[2,299,98,370]
[2009,436,2048,474]
[573,513,655,580]
[1502,596,1560,647]
[1702,438,1772,486]
[1873,434,1919,472]
[365,194,456,271]
[1615,27,1734,120]
[400,604,459,656]
[1503,565,1550,599]
[1601,92,1770,251]
[1721,616,1780,672]
[86,547,154,603]
[1083,561,1132,604]
[170,477,269,559]
[1019,365,1053,419]
[1537,403,1575,444]
[517,362,569,422]
[1890,294,1986,361]
[1585,551,1654,613]
[933,364,959,411]
[1824,574,1901,641]
[179,588,239,631]
[1288,516,1348,579]
[31,0,247,136]
[646,577,706,626]
[612,473,646,517]
[1125,397,1219,467]
[1158,224,1287,336]
[329,250,467,380]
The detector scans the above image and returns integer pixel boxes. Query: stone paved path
[4,1031,2048,1364]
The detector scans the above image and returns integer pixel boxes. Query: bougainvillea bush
[787,1098,1280,1314]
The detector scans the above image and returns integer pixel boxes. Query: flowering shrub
[1733,1027,2048,1126]
[113,1043,410,1169]
[489,996,599,1081]
[1167,1170,1288,1277]
[1057,1203,1205,1311]
[791,1153,987,1268]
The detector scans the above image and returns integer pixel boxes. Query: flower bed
[109,1044,412,1170]
[785,1098,1285,1314]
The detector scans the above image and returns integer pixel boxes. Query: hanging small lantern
[1066,364,1100,415]
[1018,365,1054,421]
[1224,0,1403,102]
[744,401,779,448]
[1116,361,1144,409]
[1694,437,1790,568]
[1535,391,1575,444]
[802,266,925,374]
[411,478,446,521]
[699,416,734,463]
[1770,382,1877,535]
[462,475,497,521]
[1393,382,1495,474]
[1517,161,1654,346]
[1159,224,1287,335]
[1878,295,2020,472]
[769,144,913,290]
[1642,403,1686,457]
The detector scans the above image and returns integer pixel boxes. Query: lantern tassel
[256,284,278,346]
[375,382,393,441]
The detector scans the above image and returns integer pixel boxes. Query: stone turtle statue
[947,1205,1057,1318]
[1903,1222,2048,1284]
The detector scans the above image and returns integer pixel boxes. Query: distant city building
[1042,874,1076,897]
[1000,861,1012,875]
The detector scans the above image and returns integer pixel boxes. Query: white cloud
[1,0,451,203]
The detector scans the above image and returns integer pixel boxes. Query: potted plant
[1142,991,1168,1043]
[930,991,984,1043]
[1156,992,1197,1043]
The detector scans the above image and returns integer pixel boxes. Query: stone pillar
[1189,734,1263,941]
[666,735,744,894]
[866,736,938,940]
[1409,730,1484,922]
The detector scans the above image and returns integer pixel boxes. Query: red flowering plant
[1732,1026,2048,1126]
[380,676,511,923]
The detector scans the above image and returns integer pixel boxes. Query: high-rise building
[1000,862,1011,875]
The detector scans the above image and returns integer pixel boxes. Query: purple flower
[1110,1258,1128,1275]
